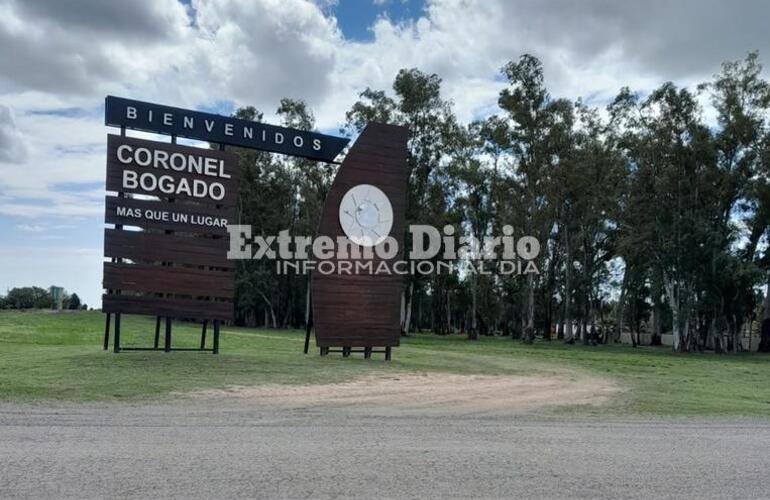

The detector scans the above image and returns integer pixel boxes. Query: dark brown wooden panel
[311,123,409,348]
[345,150,409,167]
[102,134,240,323]
[103,262,233,299]
[315,335,401,348]
[104,229,233,269]
[103,294,233,321]
[328,177,409,202]
[312,273,407,287]
[105,196,233,235]
[106,135,239,204]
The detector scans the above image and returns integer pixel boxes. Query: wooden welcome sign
[101,96,409,359]
[101,96,351,354]
[102,134,239,352]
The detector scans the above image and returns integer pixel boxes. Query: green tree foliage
[66,293,81,310]
[230,52,770,354]
[231,100,334,328]
[4,287,53,309]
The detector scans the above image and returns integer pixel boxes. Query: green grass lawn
[0,310,768,416]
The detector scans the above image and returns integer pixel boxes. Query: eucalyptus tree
[449,123,495,339]
[607,88,653,346]
[231,106,288,326]
[701,52,770,351]
[758,133,770,351]
[232,100,330,327]
[567,102,624,344]
[612,83,719,351]
[497,54,570,343]
[752,124,770,352]
[533,99,574,342]
[277,99,335,328]
[471,114,542,337]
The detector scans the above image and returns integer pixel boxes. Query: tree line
[1,287,85,310]
[230,52,770,353]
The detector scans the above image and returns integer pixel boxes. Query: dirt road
[1,374,767,499]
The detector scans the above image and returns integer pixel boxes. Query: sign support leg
[212,320,220,354]
[154,316,161,349]
[103,313,111,351]
[303,324,311,354]
[200,320,208,350]
[303,309,313,355]
[304,287,313,354]
[385,346,391,361]
[113,313,121,353]
[164,318,172,352]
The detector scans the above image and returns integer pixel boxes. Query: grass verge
[0,310,768,416]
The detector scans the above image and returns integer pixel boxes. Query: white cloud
[16,222,76,232]
[0,109,104,216]
[0,105,27,163]
[16,223,44,232]
[188,0,341,108]
[0,0,190,96]
[2,0,767,215]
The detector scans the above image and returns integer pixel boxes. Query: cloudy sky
[1,0,768,307]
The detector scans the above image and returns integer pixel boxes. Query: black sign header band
[105,96,349,163]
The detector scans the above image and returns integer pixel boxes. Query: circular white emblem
[339,184,393,247]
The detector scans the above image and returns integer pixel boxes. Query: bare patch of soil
[184,373,620,415]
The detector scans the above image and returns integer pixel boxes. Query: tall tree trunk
[446,290,452,334]
[731,315,744,353]
[417,294,423,333]
[650,301,662,346]
[669,300,681,352]
[616,268,628,345]
[696,314,706,352]
[258,291,278,329]
[403,282,414,336]
[583,297,593,346]
[709,315,723,354]
[543,296,552,341]
[758,269,770,352]
[563,226,573,344]
[523,272,535,343]
[469,276,478,340]
[663,273,687,352]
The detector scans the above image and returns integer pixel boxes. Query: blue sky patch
[334,0,425,40]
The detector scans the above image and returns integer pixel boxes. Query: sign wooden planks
[102,134,239,323]
[311,123,409,350]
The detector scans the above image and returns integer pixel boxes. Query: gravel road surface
[1,397,768,499]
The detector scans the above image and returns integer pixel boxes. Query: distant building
[49,286,64,310]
